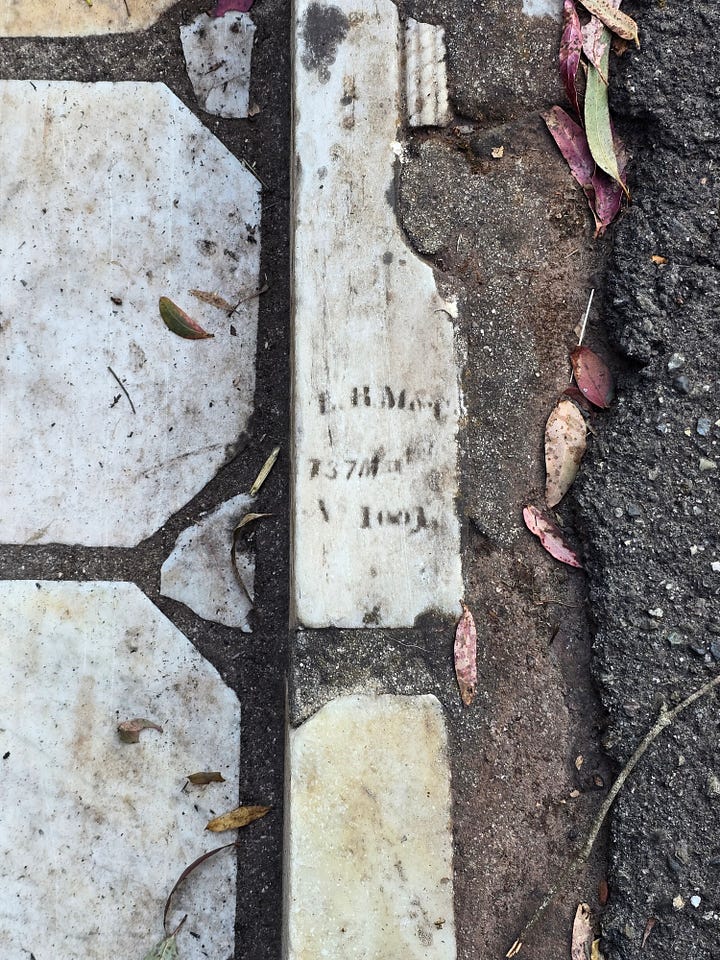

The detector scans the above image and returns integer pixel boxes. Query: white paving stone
[161,493,256,630]
[292,0,463,628]
[0,81,260,547]
[0,0,177,36]
[181,12,256,119]
[285,694,456,960]
[0,581,241,960]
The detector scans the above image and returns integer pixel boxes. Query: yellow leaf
[206,804,271,832]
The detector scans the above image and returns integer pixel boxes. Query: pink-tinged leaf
[523,505,583,568]
[454,601,477,707]
[591,167,623,235]
[159,297,214,340]
[577,0,639,46]
[543,107,601,234]
[582,17,612,79]
[210,0,254,15]
[560,0,583,117]
[571,904,594,960]
[545,397,587,508]
[571,345,614,408]
[117,718,163,743]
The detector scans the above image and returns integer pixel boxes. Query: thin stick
[577,288,594,347]
[107,366,136,414]
[506,671,720,957]
[249,446,280,497]
[163,842,238,932]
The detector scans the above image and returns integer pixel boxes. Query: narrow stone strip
[285,694,456,960]
[291,0,462,628]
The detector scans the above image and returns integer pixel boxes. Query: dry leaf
[143,918,186,960]
[545,398,587,508]
[491,145,504,158]
[577,0,639,47]
[598,878,609,905]
[572,903,594,960]
[187,771,226,785]
[585,42,629,195]
[570,346,614,409]
[206,804,271,832]
[543,107,600,233]
[591,939,605,960]
[160,297,214,340]
[117,718,163,743]
[651,254,667,265]
[249,446,280,496]
[560,0,583,116]
[582,16,611,80]
[523,505,583,568]
[211,0,254,13]
[641,917,657,949]
[189,289,235,312]
[454,601,478,707]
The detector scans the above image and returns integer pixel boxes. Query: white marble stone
[292,0,463,628]
[285,694,456,960]
[0,581,241,960]
[405,19,451,128]
[181,12,256,119]
[522,0,562,17]
[160,493,256,630]
[0,0,177,36]
[0,81,260,547]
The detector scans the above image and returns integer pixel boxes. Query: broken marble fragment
[181,12,256,119]
[160,494,257,630]
[0,0,177,36]
[405,18,451,127]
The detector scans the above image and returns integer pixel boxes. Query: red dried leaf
[117,718,163,743]
[454,602,477,707]
[582,16,612,78]
[210,0,254,14]
[159,297,214,340]
[563,385,594,413]
[571,345,614,408]
[560,0,583,117]
[543,107,601,234]
[523,505,583,568]
[598,878,609,905]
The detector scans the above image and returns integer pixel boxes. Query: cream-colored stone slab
[285,694,456,960]
[0,81,260,547]
[406,18,451,127]
[0,0,176,37]
[292,0,462,628]
[181,12,255,118]
[160,493,256,630]
[0,581,240,960]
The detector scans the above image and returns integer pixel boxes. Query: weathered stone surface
[405,18,451,127]
[0,581,241,960]
[181,12,256,119]
[285,694,456,960]
[161,493,256,630]
[0,0,176,36]
[292,0,462,628]
[0,81,260,547]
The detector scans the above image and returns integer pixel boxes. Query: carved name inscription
[292,0,462,628]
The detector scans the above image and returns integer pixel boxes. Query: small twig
[229,282,269,317]
[506,671,720,957]
[123,0,130,15]
[569,289,595,386]
[249,446,280,496]
[532,598,579,609]
[107,366,136,414]
[164,842,239,932]
[241,157,269,189]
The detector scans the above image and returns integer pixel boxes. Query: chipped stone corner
[405,18,451,128]
[0,0,177,37]
[181,12,256,119]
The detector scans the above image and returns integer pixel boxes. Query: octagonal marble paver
[0,580,241,960]
[0,80,260,547]
[0,0,178,36]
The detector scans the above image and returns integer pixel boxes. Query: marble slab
[181,12,256,119]
[0,581,241,960]
[0,81,260,547]
[285,694,456,960]
[0,0,177,36]
[292,0,463,628]
[405,18,451,127]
